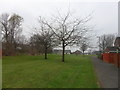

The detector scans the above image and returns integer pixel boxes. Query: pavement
[92,56,119,88]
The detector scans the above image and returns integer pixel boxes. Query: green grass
[2,54,99,88]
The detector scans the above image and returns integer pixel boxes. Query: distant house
[104,46,119,53]
[92,51,101,55]
[114,37,120,47]
[72,50,82,55]
[53,49,71,54]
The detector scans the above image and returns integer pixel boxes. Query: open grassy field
[2,54,99,88]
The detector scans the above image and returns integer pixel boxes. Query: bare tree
[99,34,116,52]
[42,11,91,62]
[29,33,53,58]
[30,17,54,59]
[80,40,88,55]
[8,14,23,44]
[79,36,92,55]
[0,13,10,43]
[0,13,11,55]
[38,17,54,59]
[0,13,23,55]
[38,33,53,59]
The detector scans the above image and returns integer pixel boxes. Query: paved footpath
[92,56,119,88]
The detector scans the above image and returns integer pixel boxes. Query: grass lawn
[2,54,99,88]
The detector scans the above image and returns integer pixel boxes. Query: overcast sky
[0,0,119,51]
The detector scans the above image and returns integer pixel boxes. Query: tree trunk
[62,41,65,62]
[83,51,84,55]
[45,47,47,59]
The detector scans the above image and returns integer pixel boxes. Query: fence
[102,53,120,68]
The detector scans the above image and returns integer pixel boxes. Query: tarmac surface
[92,56,119,88]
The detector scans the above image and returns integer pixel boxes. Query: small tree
[80,41,88,55]
[32,17,54,59]
[37,33,53,59]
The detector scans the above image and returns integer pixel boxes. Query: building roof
[92,51,101,54]
[75,50,81,52]
[115,37,120,41]
[105,46,120,53]
[107,47,118,51]
[53,49,71,53]
[53,49,71,51]
[73,50,82,54]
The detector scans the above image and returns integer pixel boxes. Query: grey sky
[0,0,118,51]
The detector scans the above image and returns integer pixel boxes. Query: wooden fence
[103,53,120,68]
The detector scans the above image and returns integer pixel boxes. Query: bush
[97,54,103,60]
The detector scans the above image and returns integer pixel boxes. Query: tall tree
[0,13,23,55]
[0,13,10,43]
[8,14,23,45]
[42,11,91,62]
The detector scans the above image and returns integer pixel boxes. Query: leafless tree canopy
[41,11,92,62]
[30,17,55,59]
[80,38,90,55]
[99,34,116,52]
